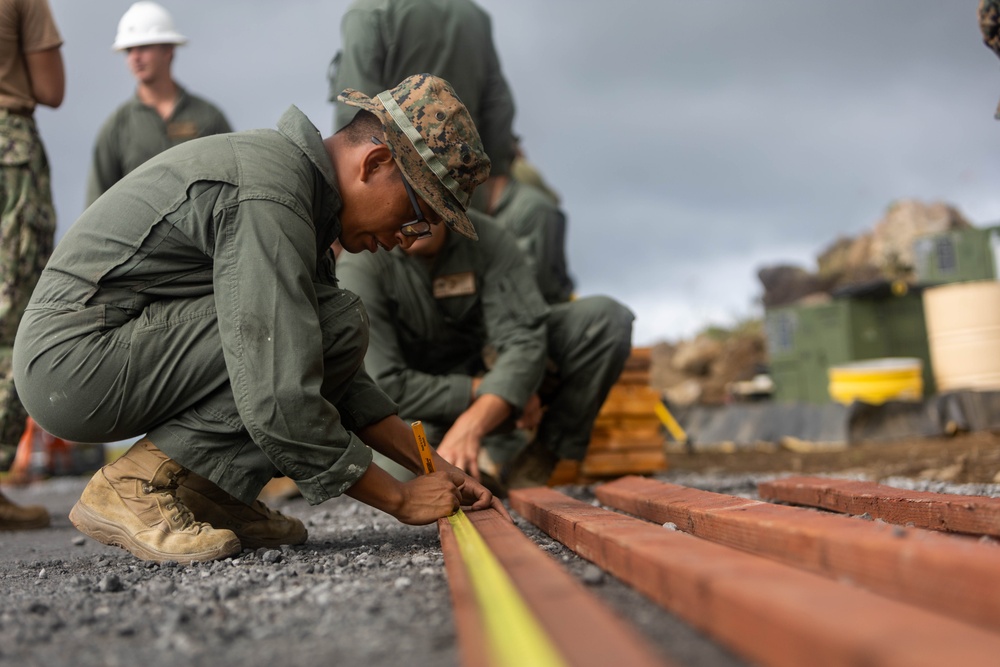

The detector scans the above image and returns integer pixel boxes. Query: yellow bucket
[828,358,923,405]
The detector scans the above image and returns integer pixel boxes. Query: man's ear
[359,143,396,183]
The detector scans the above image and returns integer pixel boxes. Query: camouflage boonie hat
[339,74,490,240]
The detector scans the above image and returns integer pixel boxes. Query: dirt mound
[649,327,767,406]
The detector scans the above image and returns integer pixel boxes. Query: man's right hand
[437,393,512,479]
[347,463,462,525]
[392,471,465,525]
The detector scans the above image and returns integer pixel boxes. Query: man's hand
[437,393,512,480]
[392,471,465,524]
[456,473,512,521]
[430,449,512,521]
[436,420,483,480]
[347,463,463,525]
[347,428,513,524]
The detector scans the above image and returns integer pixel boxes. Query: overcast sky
[37,1,1000,345]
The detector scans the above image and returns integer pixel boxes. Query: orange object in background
[8,417,73,483]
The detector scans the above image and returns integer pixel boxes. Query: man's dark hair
[338,109,383,144]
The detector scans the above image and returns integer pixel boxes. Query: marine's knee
[571,295,634,345]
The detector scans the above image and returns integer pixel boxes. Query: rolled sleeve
[294,431,373,504]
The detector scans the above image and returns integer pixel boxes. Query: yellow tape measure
[409,421,565,666]
[448,510,567,667]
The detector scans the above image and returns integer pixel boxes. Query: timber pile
[549,347,668,485]
[599,475,1000,634]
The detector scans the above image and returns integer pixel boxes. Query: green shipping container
[913,226,999,285]
[765,289,934,404]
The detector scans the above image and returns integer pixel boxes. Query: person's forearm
[25,47,64,108]
[452,393,512,441]
[356,415,424,476]
[344,463,404,515]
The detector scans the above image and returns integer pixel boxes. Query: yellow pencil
[411,420,436,474]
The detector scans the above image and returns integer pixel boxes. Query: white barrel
[923,280,1000,391]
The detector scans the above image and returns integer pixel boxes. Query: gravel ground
[5,433,996,667]
[0,476,744,667]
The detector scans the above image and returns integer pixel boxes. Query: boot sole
[69,500,241,564]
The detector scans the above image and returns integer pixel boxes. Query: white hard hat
[112,2,187,51]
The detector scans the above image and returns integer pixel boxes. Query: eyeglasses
[371,136,433,240]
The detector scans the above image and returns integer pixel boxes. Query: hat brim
[340,90,478,241]
[112,33,187,51]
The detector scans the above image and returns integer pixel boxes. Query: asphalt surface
[0,475,746,667]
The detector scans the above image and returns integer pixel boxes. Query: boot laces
[148,471,205,532]
[163,499,202,532]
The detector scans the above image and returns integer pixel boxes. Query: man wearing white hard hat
[85,1,230,206]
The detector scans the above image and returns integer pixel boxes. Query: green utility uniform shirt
[336,213,550,424]
[491,179,575,305]
[86,86,232,206]
[17,106,393,504]
[329,0,515,176]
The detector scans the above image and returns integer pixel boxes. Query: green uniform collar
[277,105,338,194]
[127,84,191,120]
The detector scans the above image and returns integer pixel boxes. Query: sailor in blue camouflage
[0,110,55,465]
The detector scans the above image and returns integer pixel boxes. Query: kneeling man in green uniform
[337,208,634,492]
[13,74,504,564]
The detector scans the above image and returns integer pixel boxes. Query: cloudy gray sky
[37,1,1000,345]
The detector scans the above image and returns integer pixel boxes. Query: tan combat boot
[176,472,307,549]
[0,490,50,530]
[68,439,240,563]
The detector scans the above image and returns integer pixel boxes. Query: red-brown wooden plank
[511,487,1000,667]
[439,508,672,667]
[439,515,491,667]
[596,475,1000,635]
[759,475,1000,537]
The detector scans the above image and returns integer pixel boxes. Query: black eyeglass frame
[371,136,433,240]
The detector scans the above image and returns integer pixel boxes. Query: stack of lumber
[511,481,1000,666]
[549,347,668,484]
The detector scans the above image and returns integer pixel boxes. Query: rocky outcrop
[763,199,973,308]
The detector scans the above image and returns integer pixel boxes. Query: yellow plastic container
[828,357,923,405]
